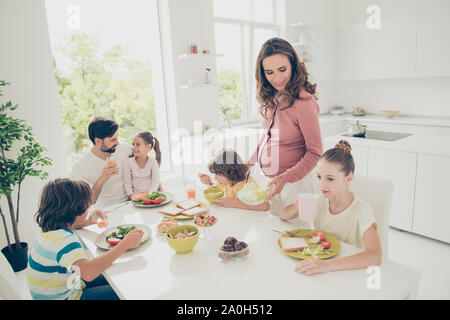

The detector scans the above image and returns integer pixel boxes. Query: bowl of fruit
[218,236,249,262]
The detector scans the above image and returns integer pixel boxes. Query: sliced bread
[176,199,201,210]
[158,206,183,216]
[180,206,207,217]
[279,237,309,252]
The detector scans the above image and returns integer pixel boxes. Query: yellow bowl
[166,225,199,254]
[380,110,400,118]
[203,187,224,203]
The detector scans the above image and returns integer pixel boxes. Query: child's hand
[294,258,331,276]
[280,203,299,221]
[120,229,144,250]
[198,173,213,186]
[214,197,241,208]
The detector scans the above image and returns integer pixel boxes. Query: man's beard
[101,143,116,154]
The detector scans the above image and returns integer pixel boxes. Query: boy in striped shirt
[27,178,143,300]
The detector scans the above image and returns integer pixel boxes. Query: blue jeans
[80,274,120,300]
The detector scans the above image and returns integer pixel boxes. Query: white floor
[14,227,450,300]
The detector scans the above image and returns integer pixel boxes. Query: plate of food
[132,191,172,208]
[277,229,341,260]
[158,198,209,220]
[236,181,270,205]
[95,224,151,250]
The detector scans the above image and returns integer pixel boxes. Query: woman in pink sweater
[249,37,322,215]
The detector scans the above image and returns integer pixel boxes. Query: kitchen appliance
[343,130,412,141]
[346,121,367,137]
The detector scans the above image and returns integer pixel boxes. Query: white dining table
[76,188,421,300]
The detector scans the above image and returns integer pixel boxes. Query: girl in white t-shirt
[123,131,162,199]
[280,140,382,276]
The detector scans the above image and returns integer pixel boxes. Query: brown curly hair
[320,140,355,176]
[255,37,317,119]
[208,150,249,185]
[35,178,92,232]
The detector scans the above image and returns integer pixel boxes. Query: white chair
[0,252,22,300]
[349,174,394,259]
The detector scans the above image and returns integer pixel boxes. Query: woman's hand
[294,258,332,276]
[213,197,241,208]
[198,173,213,186]
[267,175,286,200]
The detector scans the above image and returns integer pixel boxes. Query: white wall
[0,0,68,249]
[166,0,221,134]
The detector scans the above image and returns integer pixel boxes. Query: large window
[214,0,280,123]
[45,0,171,172]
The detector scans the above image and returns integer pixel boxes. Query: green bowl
[166,225,199,254]
[203,187,224,203]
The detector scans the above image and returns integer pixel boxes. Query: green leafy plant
[0,80,53,251]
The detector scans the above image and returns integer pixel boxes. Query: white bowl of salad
[236,181,270,205]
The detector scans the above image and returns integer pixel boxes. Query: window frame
[213,1,281,125]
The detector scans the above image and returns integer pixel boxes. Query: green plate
[162,202,209,220]
[277,229,341,260]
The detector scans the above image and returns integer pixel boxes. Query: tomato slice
[152,197,162,204]
[143,198,154,204]
[319,240,331,249]
[107,238,121,246]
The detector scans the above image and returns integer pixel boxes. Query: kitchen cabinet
[413,154,450,243]
[367,149,417,231]
[337,14,416,80]
[337,22,375,81]
[404,124,450,136]
[416,9,450,78]
[371,14,417,79]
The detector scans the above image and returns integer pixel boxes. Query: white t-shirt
[72,143,132,209]
[313,194,377,250]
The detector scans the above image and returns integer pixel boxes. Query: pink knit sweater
[249,88,322,183]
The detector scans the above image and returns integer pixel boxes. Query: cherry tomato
[107,238,121,246]
[320,240,331,249]
[311,231,326,242]
[152,197,163,204]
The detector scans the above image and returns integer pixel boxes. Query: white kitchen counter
[325,132,450,158]
[319,113,450,128]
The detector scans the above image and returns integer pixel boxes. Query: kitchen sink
[343,130,413,141]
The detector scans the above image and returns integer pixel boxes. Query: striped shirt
[27,228,88,300]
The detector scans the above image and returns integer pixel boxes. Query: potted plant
[0,80,52,272]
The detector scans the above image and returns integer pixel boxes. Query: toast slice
[158,206,183,217]
[279,237,309,252]
[176,199,201,211]
[180,206,207,217]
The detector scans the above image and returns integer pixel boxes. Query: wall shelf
[180,83,217,89]
[178,53,224,59]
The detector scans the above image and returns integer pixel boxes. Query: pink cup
[297,193,319,222]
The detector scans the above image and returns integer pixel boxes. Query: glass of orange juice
[97,220,108,228]
[187,188,196,199]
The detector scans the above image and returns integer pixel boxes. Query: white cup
[297,193,319,222]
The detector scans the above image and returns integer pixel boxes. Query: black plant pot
[1,242,28,272]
